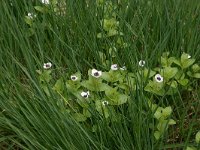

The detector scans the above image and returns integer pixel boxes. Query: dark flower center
[72,77,76,80]
[94,72,99,76]
[157,77,161,81]
[103,101,108,105]
[45,64,50,68]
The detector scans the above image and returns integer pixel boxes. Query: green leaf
[72,113,87,122]
[162,106,172,118]
[53,78,64,93]
[161,67,178,81]
[168,80,178,88]
[103,18,119,31]
[154,131,161,140]
[95,100,109,118]
[107,29,118,37]
[187,71,200,78]
[39,70,52,83]
[195,131,200,144]
[162,52,170,57]
[154,107,163,120]
[105,87,128,105]
[144,80,165,96]
[168,119,176,125]
[143,68,156,79]
[83,108,91,118]
[81,79,109,91]
[97,33,103,38]
[117,94,128,105]
[34,6,48,13]
[186,147,197,150]
[24,16,33,26]
[66,80,81,91]
[178,79,189,86]
[101,71,122,82]
[161,54,176,67]
[193,73,200,78]
[157,120,168,132]
[161,56,168,67]
[117,83,129,93]
[173,59,181,67]
[192,64,200,72]
[181,53,195,69]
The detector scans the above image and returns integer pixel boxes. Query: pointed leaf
[154,131,161,140]
[34,6,48,13]
[168,119,176,125]
[162,106,172,118]
[72,113,87,122]
[195,131,200,144]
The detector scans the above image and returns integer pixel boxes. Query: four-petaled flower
[41,0,50,4]
[139,60,145,67]
[81,91,90,98]
[111,64,118,70]
[91,69,102,78]
[102,101,109,106]
[155,74,163,83]
[43,62,52,69]
[71,75,78,81]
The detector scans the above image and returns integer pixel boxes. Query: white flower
[81,91,90,98]
[139,60,145,67]
[43,62,52,69]
[27,13,36,19]
[71,75,78,81]
[155,74,163,83]
[91,69,102,78]
[111,64,118,70]
[120,66,126,70]
[41,0,50,4]
[102,101,109,106]
[188,54,191,59]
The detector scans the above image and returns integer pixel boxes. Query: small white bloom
[187,54,191,59]
[102,101,109,106]
[155,74,163,83]
[139,60,145,67]
[111,64,118,70]
[120,66,126,70]
[81,91,90,98]
[43,62,52,69]
[41,0,50,4]
[71,75,78,81]
[91,69,102,78]
[27,13,36,19]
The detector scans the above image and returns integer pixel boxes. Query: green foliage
[34,51,200,144]
[1,0,200,149]
[186,131,200,150]
[195,131,200,144]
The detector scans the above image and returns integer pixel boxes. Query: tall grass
[0,0,200,149]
